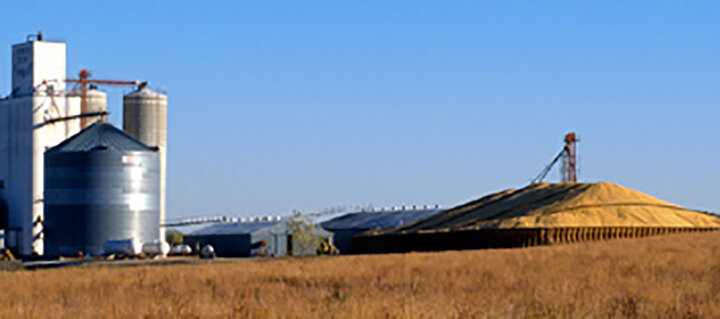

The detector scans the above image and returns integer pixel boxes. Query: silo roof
[187,221,281,236]
[67,87,106,97]
[321,209,440,231]
[47,122,156,153]
[124,86,166,99]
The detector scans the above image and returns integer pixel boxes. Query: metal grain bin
[43,122,160,257]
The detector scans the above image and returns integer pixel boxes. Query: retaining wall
[350,227,720,254]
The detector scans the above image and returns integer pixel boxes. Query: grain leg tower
[123,85,167,240]
[0,34,87,256]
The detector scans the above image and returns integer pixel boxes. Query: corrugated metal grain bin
[0,199,6,250]
[43,123,160,257]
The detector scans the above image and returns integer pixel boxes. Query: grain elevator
[0,32,167,257]
[123,85,168,240]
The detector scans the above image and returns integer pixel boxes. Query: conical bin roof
[47,122,156,153]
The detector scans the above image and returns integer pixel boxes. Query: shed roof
[47,122,156,153]
[187,221,281,236]
[321,209,440,231]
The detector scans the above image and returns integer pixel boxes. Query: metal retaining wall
[350,227,720,254]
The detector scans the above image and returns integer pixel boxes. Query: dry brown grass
[2,232,720,318]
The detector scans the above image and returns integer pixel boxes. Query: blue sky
[1,1,718,220]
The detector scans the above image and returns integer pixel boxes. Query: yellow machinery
[317,240,339,255]
[1,249,15,261]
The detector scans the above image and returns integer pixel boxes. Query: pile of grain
[395,182,720,233]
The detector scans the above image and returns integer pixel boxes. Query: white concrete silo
[122,85,167,240]
[65,85,107,136]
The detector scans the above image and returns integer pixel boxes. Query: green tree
[287,211,323,256]
[165,230,183,245]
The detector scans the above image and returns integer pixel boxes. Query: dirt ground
[1,231,719,318]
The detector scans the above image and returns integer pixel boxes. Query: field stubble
[1,232,720,318]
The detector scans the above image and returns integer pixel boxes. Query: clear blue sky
[2,1,718,220]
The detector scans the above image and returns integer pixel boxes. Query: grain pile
[395,182,720,232]
[353,182,720,253]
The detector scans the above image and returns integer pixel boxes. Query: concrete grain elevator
[0,34,74,256]
[123,85,168,240]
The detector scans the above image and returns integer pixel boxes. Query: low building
[183,219,334,257]
[321,207,441,253]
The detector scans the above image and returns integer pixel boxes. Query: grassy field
[1,232,720,318]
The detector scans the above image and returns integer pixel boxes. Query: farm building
[353,182,720,253]
[183,219,334,257]
[321,207,440,253]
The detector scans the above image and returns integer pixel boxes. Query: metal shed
[183,220,334,257]
[321,208,440,253]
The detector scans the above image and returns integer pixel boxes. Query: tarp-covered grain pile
[352,182,720,253]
